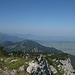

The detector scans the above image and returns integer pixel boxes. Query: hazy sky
[0,0,75,37]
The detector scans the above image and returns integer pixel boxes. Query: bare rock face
[10,69,17,75]
[26,55,51,75]
[19,65,25,71]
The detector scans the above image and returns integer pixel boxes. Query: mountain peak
[1,40,62,54]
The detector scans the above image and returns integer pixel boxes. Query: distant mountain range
[1,32,75,43]
[0,32,44,43]
[10,33,75,41]
[0,40,62,54]
[0,32,24,43]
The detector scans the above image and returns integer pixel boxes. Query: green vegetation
[5,58,25,70]
[50,53,68,60]
[10,50,24,57]
[45,53,68,75]
[0,45,8,57]
[0,56,31,70]
[46,57,64,75]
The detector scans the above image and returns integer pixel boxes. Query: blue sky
[0,0,75,37]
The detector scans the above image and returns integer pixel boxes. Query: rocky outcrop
[0,53,75,75]
[60,58,75,75]
[27,54,51,75]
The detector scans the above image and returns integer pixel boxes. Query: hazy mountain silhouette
[0,32,24,43]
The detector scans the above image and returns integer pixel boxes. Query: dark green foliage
[11,50,24,57]
[50,53,68,60]
[0,45,4,50]
[0,45,8,56]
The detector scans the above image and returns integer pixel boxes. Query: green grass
[5,58,25,70]
[0,56,33,70]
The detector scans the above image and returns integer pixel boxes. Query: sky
[0,0,75,37]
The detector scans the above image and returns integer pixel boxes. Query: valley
[37,41,75,56]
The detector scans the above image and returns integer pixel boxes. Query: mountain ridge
[0,32,24,43]
[0,40,62,54]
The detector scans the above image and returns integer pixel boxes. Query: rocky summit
[0,48,75,75]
